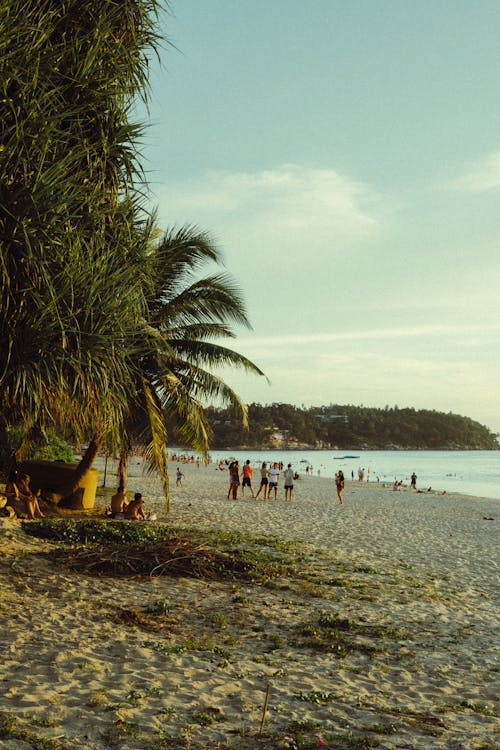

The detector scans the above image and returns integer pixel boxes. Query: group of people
[226,460,299,501]
[2,471,45,519]
[0,469,151,523]
[393,472,418,491]
[224,458,348,506]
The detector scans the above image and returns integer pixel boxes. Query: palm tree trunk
[117,451,128,492]
[56,434,102,498]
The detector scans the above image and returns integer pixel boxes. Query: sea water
[208,449,500,501]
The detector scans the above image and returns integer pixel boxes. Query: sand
[0,457,498,749]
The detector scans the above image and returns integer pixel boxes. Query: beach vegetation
[436,701,498,718]
[292,611,402,657]
[232,593,253,605]
[87,691,109,708]
[22,519,296,582]
[101,719,141,747]
[145,598,172,615]
[190,707,225,726]
[0,710,68,749]
[365,721,399,734]
[30,714,62,728]
[296,689,339,705]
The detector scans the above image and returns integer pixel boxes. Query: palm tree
[116,225,266,509]
[0,1,162,485]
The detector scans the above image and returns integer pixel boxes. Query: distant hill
[200,403,499,451]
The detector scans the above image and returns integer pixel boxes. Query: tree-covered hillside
[201,403,499,450]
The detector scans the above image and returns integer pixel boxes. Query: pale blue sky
[137,1,500,433]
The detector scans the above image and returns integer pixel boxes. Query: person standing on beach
[284,463,294,500]
[335,470,345,504]
[227,460,240,500]
[176,467,184,487]
[255,462,269,499]
[268,462,280,499]
[241,460,255,498]
[410,472,417,490]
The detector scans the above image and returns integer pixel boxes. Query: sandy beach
[0,458,498,749]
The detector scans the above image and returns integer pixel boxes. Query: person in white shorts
[268,462,280,499]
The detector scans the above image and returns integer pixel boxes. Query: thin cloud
[152,164,380,251]
[452,149,500,193]
[234,323,500,350]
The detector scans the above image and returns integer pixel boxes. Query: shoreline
[197,449,500,502]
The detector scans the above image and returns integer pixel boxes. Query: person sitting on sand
[110,486,128,517]
[5,471,44,519]
[124,492,145,520]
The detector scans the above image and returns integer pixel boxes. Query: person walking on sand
[241,460,255,498]
[227,460,240,500]
[283,463,294,500]
[268,462,280,499]
[335,470,345,504]
[176,467,184,487]
[255,462,270,499]
[410,472,417,490]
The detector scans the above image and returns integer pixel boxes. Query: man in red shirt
[241,459,255,498]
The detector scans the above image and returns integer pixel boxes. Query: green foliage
[33,435,74,463]
[0,710,68,749]
[0,428,74,475]
[122,226,266,508]
[145,598,171,615]
[204,402,499,450]
[22,518,170,545]
[190,707,225,726]
[0,0,162,445]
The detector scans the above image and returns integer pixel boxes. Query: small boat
[334,455,360,459]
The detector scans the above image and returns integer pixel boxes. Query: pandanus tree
[0,1,266,507]
[0,0,162,492]
[116,226,266,510]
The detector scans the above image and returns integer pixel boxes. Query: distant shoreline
[205,445,500,452]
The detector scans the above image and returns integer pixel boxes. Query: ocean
[206,449,500,501]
